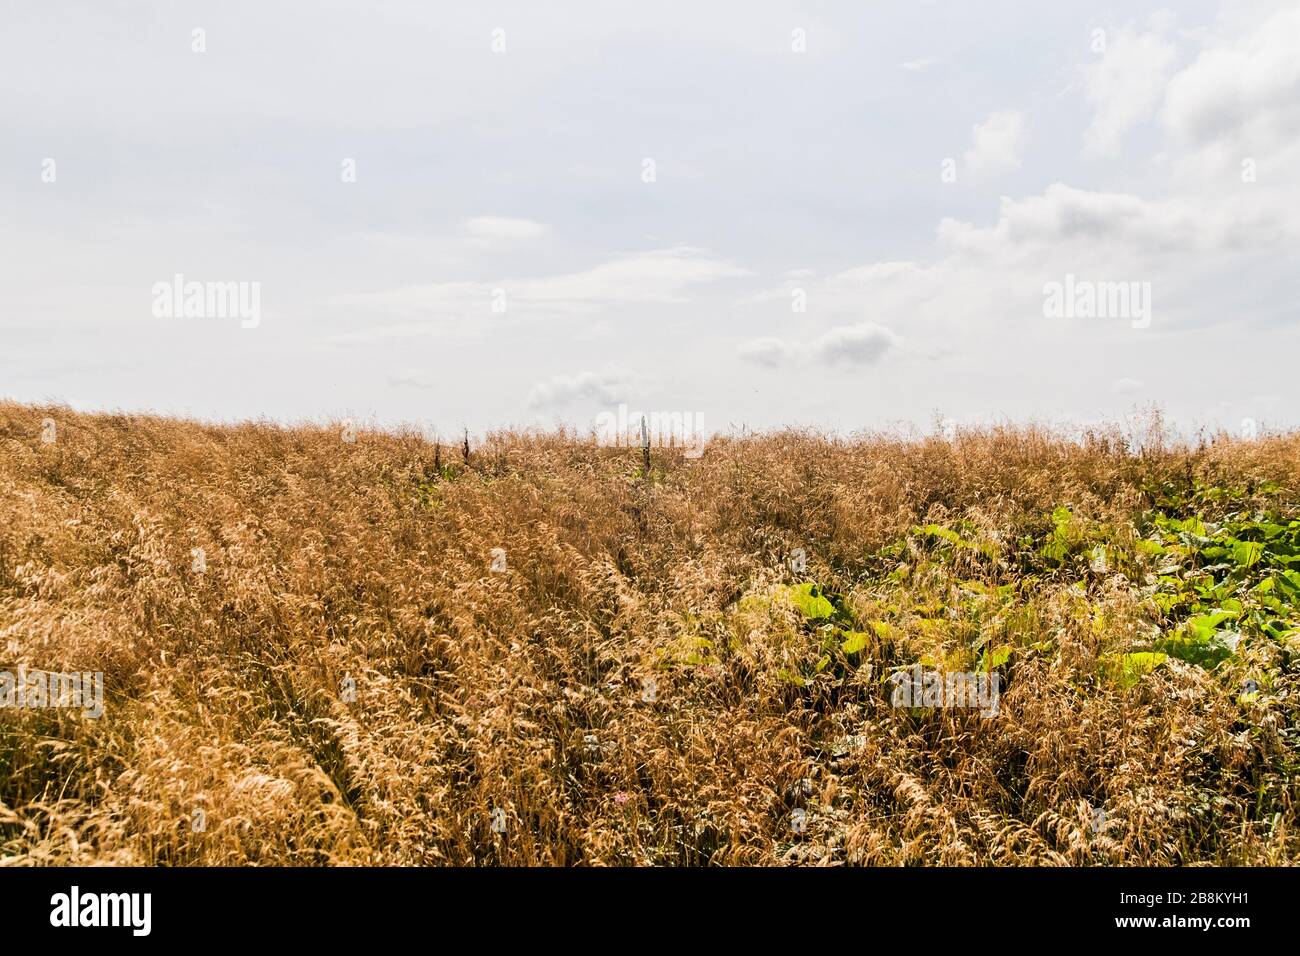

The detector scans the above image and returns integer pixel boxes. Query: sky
[2,0,1298,439]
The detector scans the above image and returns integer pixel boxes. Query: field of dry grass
[0,400,1296,866]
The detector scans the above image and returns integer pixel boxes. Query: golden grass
[0,401,1296,865]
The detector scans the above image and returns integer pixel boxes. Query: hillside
[1,402,1297,865]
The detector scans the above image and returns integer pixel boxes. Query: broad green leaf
[1186,610,1235,642]
[786,583,836,620]
[979,644,1013,671]
[1276,570,1300,597]
[916,523,963,546]
[1157,629,1237,668]
[1231,539,1263,569]
[840,631,869,655]
[1103,651,1167,689]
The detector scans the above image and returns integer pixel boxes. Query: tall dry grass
[0,401,1296,865]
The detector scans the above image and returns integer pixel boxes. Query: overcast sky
[2,0,1297,438]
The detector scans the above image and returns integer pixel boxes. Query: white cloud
[963,111,1027,178]
[1081,17,1179,156]
[518,247,750,307]
[7,0,1300,435]
[936,182,1282,255]
[901,57,938,72]
[739,322,900,368]
[387,370,437,389]
[328,247,751,331]
[464,216,549,239]
[737,336,793,368]
[526,367,638,408]
[1075,5,1300,178]
[830,261,925,284]
[1112,377,1146,394]
[742,152,1296,366]
[1161,4,1300,154]
[809,322,900,365]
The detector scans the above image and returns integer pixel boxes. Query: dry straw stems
[0,402,1296,865]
